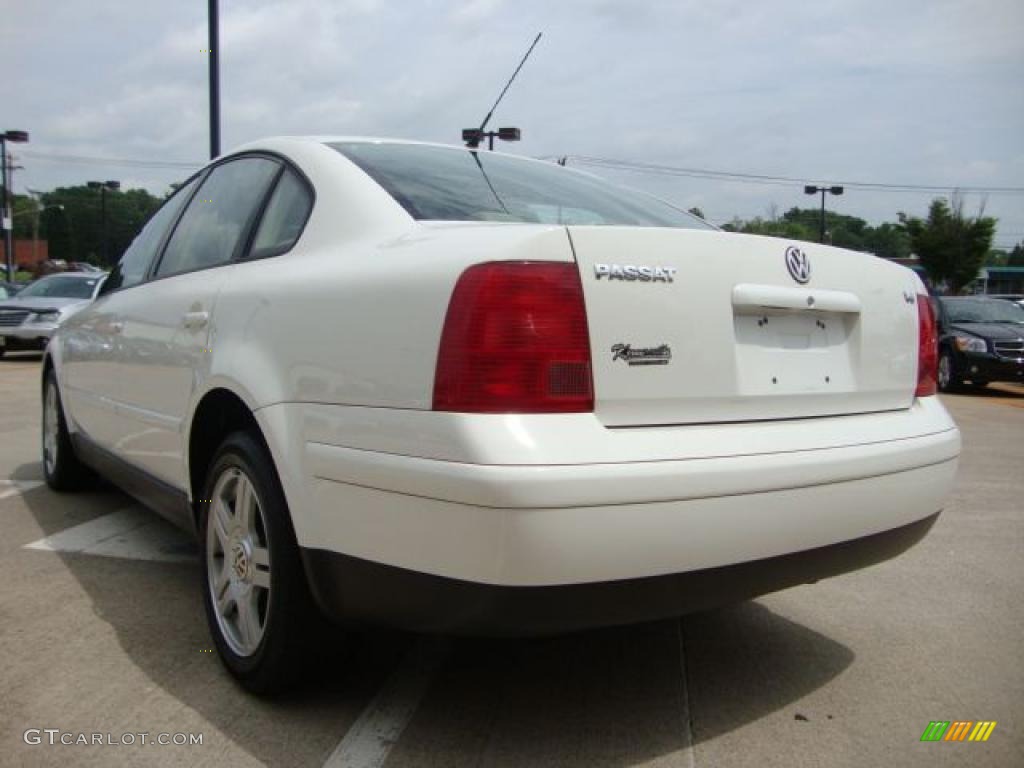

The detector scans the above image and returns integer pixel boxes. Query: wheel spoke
[214,557,231,596]
[235,476,255,532]
[215,579,234,616]
[251,567,271,590]
[237,590,261,648]
[251,545,269,567]
[211,498,232,549]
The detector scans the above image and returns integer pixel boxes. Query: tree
[985,249,1009,267]
[1009,242,1024,267]
[687,206,705,220]
[38,185,163,265]
[721,214,816,242]
[861,221,911,260]
[900,197,997,295]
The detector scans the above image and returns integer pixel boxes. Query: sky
[2,0,1022,248]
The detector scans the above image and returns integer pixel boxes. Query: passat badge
[785,246,811,284]
[595,264,677,282]
[611,343,672,366]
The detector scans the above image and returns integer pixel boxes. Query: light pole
[87,180,120,266]
[804,185,844,243]
[209,0,221,159]
[1,129,30,281]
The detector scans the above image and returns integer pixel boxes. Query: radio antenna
[462,32,542,150]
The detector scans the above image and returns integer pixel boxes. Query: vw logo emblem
[785,246,811,284]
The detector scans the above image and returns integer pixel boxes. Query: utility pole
[1,141,9,280]
[5,154,24,275]
[209,0,221,159]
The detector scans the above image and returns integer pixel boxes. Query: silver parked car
[0,273,106,357]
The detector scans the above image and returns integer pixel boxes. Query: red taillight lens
[915,294,938,397]
[433,261,594,413]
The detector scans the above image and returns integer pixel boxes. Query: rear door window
[248,169,313,259]
[155,157,279,278]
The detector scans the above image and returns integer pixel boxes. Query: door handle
[182,311,209,330]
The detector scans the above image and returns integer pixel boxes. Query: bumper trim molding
[301,511,940,636]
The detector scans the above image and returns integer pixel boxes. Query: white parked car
[43,138,961,692]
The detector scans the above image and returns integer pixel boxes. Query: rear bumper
[302,511,940,636]
[251,397,960,632]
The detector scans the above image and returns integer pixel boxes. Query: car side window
[248,169,313,260]
[155,157,279,279]
[103,175,201,293]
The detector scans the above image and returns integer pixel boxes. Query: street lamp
[1,129,30,281]
[462,126,522,151]
[88,180,120,267]
[804,184,844,244]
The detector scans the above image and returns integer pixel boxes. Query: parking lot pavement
[1,351,1022,767]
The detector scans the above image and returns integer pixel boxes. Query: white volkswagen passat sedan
[42,138,960,692]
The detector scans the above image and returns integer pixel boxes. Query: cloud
[3,0,1022,237]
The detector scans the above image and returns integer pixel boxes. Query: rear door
[61,176,201,446]
[111,155,281,486]
[570,227,922,426]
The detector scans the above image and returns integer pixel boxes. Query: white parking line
[0,479,44,501]
[24,506,196,562]
[323,637,449,768]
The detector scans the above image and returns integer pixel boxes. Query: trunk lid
[569,226,921,426]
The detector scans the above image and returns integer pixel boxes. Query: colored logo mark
[920,721,997,742]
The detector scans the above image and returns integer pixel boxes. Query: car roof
[229,135,569,172]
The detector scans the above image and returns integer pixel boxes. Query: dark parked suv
[933,296,1024,391]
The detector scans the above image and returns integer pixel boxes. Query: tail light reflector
[433,261,594,413]
[915,294,938,397]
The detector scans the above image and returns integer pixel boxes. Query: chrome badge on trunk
[611,343,672,366]
[594,264,677,282]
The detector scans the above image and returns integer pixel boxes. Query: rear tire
[199,430,320,694]
[42,369,94,491]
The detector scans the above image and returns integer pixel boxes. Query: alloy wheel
[43,380,59,477]
[206,467,272,657]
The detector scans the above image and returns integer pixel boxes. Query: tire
[937,350,960,393]
[42,368,94,491]
[199,430,319,694]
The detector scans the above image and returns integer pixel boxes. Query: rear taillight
[433,261,594,413]
[915,294,938,397]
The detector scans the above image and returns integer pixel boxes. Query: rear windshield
[330,142,713,229]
